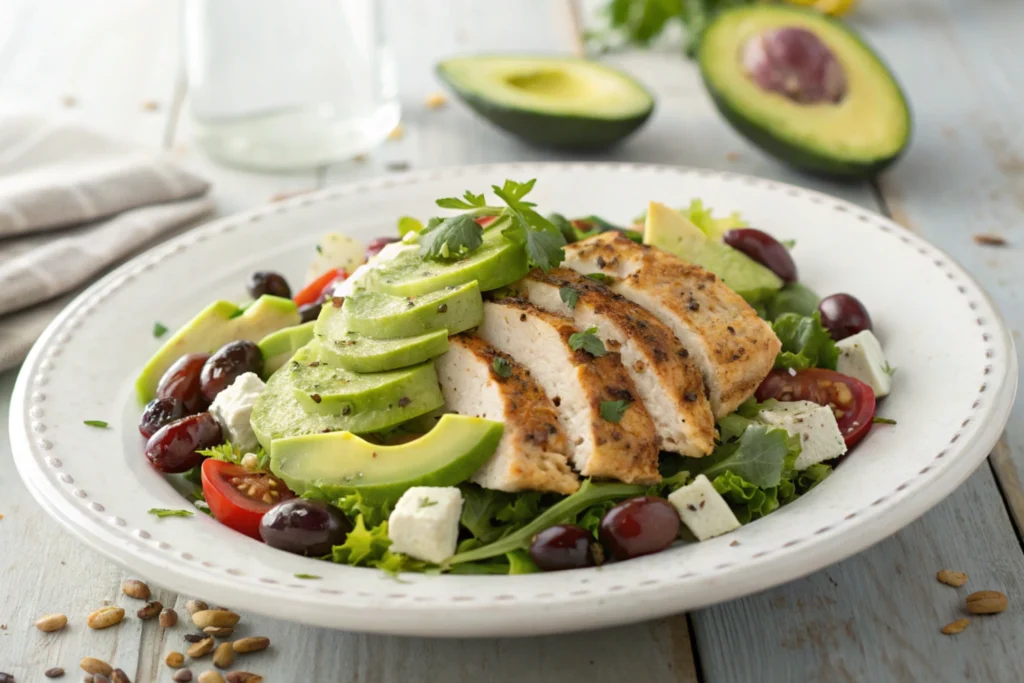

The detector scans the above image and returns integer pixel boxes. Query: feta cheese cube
[759,400,847,470]
[387,486,463,564]
[668,474,741,541]
[208,372,265,451]
[836,330,892,398]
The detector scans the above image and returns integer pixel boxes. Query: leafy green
[559,286,579,309]
[600,400,630,423]
[588,0,753,57]
[331,515,393,566]
[418,214,483,260]
[548,212,578,243]
[458,485,547,545]
[148,508,194,518]
[506,550,541,574]
[552,213,643,244]
[397,216,424,237]
[152,321,168,338]
[83,420,109,429]
[586,273,616,285]
[334,491,391,528]
[772,312,839,371]
[794,463,833,494]
[699,424,794,489]
[448,479,646,566]
[680,199,748,240]
[716,413,754,443]
[196,442,247,465]
[492,356,513,378]
[568,327,607,357]
[711,471,782,523]
[762,283,820,321]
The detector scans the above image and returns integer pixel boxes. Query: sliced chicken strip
[435,334,579,495]
[516,268,715,457]
[563,232,781,417]
[476,298,661,485]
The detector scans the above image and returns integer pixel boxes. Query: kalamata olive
[723,228,798,284]
[139,397,188,438]
[145,412,222,473]
[366,236,400,259]
[529,524,598,572]
[246,270,291,299]
[598,496,680,561]
[298,301,323,324]
[818,293,872,341]
[259,499,351,556]
[156,353,210,414]
[200,341,264,403]
[742,26,846,104]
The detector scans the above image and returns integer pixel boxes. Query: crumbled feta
[759,400,847,470]
[668,474,741,541]
[836,330,892,398]
[208,372,265,452]
[387,486,463,564]
[334,241,418,297]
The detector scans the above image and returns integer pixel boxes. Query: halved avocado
[136,295,300,402]
[699,6,910,179]
[315,304,450,373]
[258,321,316,377]
[269,414,503,502]
[437,56,654,150]
[342,281,482,340]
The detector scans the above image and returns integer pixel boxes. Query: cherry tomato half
[475,216,497,227]
[755,368,877,448]
[201,458,295,540]
[293,268,347,307]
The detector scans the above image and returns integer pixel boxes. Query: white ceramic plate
[11,163,1017,637]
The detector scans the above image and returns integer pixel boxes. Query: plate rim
[10,161,1018,637]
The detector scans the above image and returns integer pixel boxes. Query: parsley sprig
[568,327,607,357]
[425,179,566,270]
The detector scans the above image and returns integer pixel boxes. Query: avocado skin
[698,7,912,180]
[436,64,654,151]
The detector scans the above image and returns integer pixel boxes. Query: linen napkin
[0,113,215,370]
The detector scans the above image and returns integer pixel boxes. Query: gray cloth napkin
[0,113,215,370]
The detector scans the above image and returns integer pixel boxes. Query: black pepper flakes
[310,393,322,404]
[688,301,700,311]
[686,504,697,512]
[596,256,606,268]
[342,405,352,416]
[437,303,448,313]
[684,391,698,402]
[398,397,412,408]
[727,326,735,334]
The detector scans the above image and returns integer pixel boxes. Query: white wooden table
[2,1,1022,681]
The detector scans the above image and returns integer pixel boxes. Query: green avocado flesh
[369,227,528,296]
[258,321,316,377]
[342,281,483,340]
[270,414,503,501]
[437,56,654,150]
[699,6,910,178]
[315,304,450,373]
[136,295,299,402]
[249,342,444,451]
[644,201,782,301]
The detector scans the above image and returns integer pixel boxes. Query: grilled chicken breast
[435,334,579,495]
[516,268,716,458]
[476,298,661,485]
[563,232,781,416]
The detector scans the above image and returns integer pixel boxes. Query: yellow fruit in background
[781,0,859,17]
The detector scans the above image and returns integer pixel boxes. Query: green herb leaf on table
[586,272,616,285]
[772,312,839,371]
[600,399,630,423]
[872,416,897,425]
[152,322,168,338]
[83,420,109,429]
[148,508,194,518]
[492,356,513,378]
[568,327,607,357]
[419,214,483,261]
[559,286,579,309]
[294,573,321,580]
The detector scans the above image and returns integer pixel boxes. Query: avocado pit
[742,26,846,104]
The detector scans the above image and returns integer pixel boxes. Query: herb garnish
[152,322,168,338]
[294,573,321,579]
[559,286,579,309]
[419,214,484,260]
[882,362,897,377]
[492,357,513,378]
[600,400,630,423]
[568,327,607,357]
[586,273,615,285]
[872,416,897,425]
[83,420,109,429]
[148,508,194,518]
[419,497,438,508]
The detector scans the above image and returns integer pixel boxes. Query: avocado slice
[250,342,444,451]
[644,201,783,302]
[437,56,654,150]
[270,414,503,501]
[315,305,450,373]
[699,6,910,179]
[136,295,300,402]
[369,227,528,296]
[258,321,316,377]
[342,281,482,340]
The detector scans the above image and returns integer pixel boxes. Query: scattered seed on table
[966,590,1008,614]
[232,636,270,654]
[35,613,68,632]
[936,569,968,588]
[213,642,235,669]
[185,600,209,616]
[387,124,404,141]
[187,637,216,658]
[142,100,160,112]
[87,606,125,630]
[160,608,178,627]
[198,672,225,683]
[172,669,194,682]
[80,657,113,677]
[166,651,186,669]
[121,579,150,600]
[192,610,240,630]
[424,92,447,109]
[204,625,234,638]
[110,669,131,683]
[184,633,206,643]
[45,667,65,678]
[973,233,1007,247]
[137,601,163,620]
[941,618,971,635]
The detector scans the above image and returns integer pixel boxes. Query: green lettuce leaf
[712,470,782,523]
[795,463,833,494]
[680,199,747,241]
[333,491,392,528]
[763,283,820,321]
[506,550,541,574]
[331,515,392,566]
[458,485,548,545]
[699,424,793,489]
[772,312,839,371]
